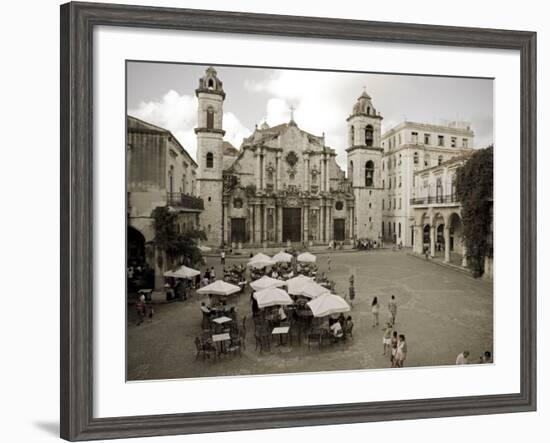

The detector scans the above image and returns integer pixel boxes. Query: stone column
[255,152,261,190]
[304,205,309,243]
[430,225,436,257]
[262,202,267,242]
[325,158,330,192]
[320,157,325,193]
[276,153,282,191]
[444,225,451,263]
[328,204,333,242]
[304,154,310,192]
[277,204,283,243]
[414,225,423,254]
[254,203,261,244]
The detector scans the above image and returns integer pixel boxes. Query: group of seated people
[327,314,354,340]
[356,238,379,250]
[223,264,246,285]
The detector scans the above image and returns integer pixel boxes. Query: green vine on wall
[151,206,207,268]
[455,146,493,278]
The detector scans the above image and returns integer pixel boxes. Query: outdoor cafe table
[272,326,290,346]
[212,332,231,355]
[212,316,232,325]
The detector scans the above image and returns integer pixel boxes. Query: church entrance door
[333,219,345,241]
[282,208,302,243]
[230,218,246,244]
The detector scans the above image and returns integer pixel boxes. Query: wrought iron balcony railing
[410,194,459,206]
[166,192,204,210]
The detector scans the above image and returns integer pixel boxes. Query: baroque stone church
[196,66,383,247]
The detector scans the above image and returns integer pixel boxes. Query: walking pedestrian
[348,284,355,308]
[327,255,332,272]
[136,295,146,326]
[390,331,398,367]
[395,334,407,367]
[456,350,470,365]
[388,295,397,325]
[479,351,492,364]
[371,296,380,327]
[382,322,393,356]
[220,250,226,265]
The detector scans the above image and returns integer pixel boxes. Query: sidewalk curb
[406,252,475,278]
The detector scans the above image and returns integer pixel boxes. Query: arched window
[207,78,214,89]
[206,107,214,129]
[365,160,374,187]
[438,155,443,166]
[206,152,214,168]
[367,106,370,115]
[349,161,354,185]
[414,152,419,165]
[365,125,374,147]
[350,125,355,146]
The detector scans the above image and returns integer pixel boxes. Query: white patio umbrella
[297,252,317,263]
[253,287,293,309]
[163,265,200,279]
[196,280,240,296]
[247,253,275,269]
[285,274,313,295]
[307,293,350,317]
[272,251,293,263]
[250,275,286,291]
[300,281,330,299]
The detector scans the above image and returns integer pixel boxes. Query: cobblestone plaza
[127,249,492,381]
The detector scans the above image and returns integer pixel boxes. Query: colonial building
[380,121,474,247]
[196,67,355,248]
[127,115,203,288]
[410,154,471,265]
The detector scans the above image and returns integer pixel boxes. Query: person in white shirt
[456,350,470,365]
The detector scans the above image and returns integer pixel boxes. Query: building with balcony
[409,154,472,266]
[127,115,203,288]
[380,121,475,247]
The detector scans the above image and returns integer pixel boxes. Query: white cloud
[129,90,252,159]
[246,70,358,167]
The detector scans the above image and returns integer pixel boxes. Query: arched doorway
[128,226,145,266]
[127,226,154,291]
[422,224,430,249]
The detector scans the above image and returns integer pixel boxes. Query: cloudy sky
[127,62,493,167]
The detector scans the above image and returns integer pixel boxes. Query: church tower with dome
[195,67,226,245]
[346,89,384,240]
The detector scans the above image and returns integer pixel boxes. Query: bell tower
[195,67,226,246]
[346,89,384,241]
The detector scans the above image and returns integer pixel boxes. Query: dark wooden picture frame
[60,2,537,441]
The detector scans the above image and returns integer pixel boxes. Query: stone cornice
[346,145,384,153]
[382,121,474,138]
[346,113,383,122]
[194,127,226,136]
[195,88,226,99]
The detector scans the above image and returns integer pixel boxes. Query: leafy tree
[151,206,207,269]
[455,146,493,277]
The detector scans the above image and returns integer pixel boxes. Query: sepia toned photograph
[126,62,494,381]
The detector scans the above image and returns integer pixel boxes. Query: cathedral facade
[196,67,363,248]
